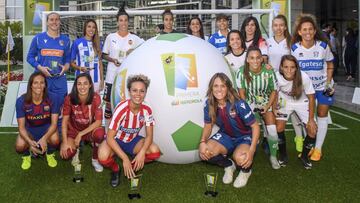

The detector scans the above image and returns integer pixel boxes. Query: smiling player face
[129,81,147,106]
[212,77,228,103]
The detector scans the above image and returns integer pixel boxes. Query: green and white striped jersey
[236,64,277,106]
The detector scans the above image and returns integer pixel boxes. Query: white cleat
[233,170,252,188]
[270,156,281,170]
[92,158,104,172]
[222,160,236,184]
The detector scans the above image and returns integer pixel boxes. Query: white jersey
[103,32,144,84]
[276,71,315,103]
[225,50,246,73]
[291,40,334,91]
[267,37,290,71]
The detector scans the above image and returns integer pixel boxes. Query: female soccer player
[27,12,71,101]
[15,72,60,170]
[102,6,144,127]
[267,15,304,153]
[98,74,161,187]
[225,30,247,73]
[60,73,105,172]
[160,8,177,34]
[208,14,230,55]
[291,14,334,161]
[240,16,268,62]
[199,73,260,188]
[186,16,206,40]
[236,46,280,169]
[274,55,317,169]
[71,19,104,93]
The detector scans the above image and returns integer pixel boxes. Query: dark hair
[279,55,303,99]
[156,24,164,30]
[127,74,151,91]
[70,73,94,105]
[117,3,129,21]
[216,14,229,21]
[83,19,101,57]
[25,72,48,104]
[226,30,246,55]
[162,8,173,20]
[291,14,326,45]
[240,16,262,47]
[46,12,59,22]
[273,14,291,49]
[186,16,205,39]
[206,73,240,124]
[243,46,262,85]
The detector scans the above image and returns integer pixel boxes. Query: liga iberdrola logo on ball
[112,33,232,164]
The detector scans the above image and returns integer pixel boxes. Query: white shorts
[276,101,309,123]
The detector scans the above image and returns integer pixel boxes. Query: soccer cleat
[222,160,236,184]
[233,170,252,188]
[278,153,288,167]
[299,155,312,169]
[270,156,281,169]
[294,136,304,153]
[21,155,31,170]
[310,148,322,161]
[46,153,57,168]
[92,159,104,172]
[110,171,120,187]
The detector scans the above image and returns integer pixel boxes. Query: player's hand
[79,66,87,72]
[199,142,212,160]
[123,158,136,179]
[113,59,121,67]
[261,106,269,114]
[60,142,73,159]
[132,151,145,172]
[37,65,52,77]
[265,63,273,70]
[59,64,69,75]
[307,119,317,136]
[242,150,255,169]
[37,138,47,154]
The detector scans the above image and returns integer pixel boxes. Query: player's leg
[276,115,288,167]
[103,83,113,132]
[89,127,105,172]
[15,134,31,170]
[45,131,60,167]
[263,112,280,169]
[132,138,161,164]
[290,113,304,152]
[232,136,253,188]
[98,140,119,187]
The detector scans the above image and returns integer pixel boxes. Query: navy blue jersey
[208,30,227,55]
[204,99,256,137]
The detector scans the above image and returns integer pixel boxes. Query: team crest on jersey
[299,53,304,57]
[240,103,246,109]
[59,40,64,46]
[139,115,145,123]
[44,39,48,44]
[229,108,237,118]
[165,55,172,64]
[43,105,50,111]
[128,40,133,45]
[313,51,319,57]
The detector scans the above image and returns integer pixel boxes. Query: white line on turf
[330,110,360,122]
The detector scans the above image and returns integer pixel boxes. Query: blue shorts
[210,132,252,154]
[115,136,144,156]
[315,91,334,105]
[27,126,48,142]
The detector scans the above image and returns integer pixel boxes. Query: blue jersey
[208,30,227,55]
[204,99,256,137]
[71,37,101,83]
[27,32,71,97]
[16,93,61,137]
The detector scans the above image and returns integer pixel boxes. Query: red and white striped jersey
[109,100,155,143]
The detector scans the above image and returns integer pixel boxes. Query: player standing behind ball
[225,30,247,74]
[15,72,61,170]
[208,14,230,55]
[27,12,71,106]
[199,73,260,188]
[102,6,144,129]
[291,14,334,162]
[274,55,317,169]
[71,19,104,93]
[160,8,178,34]
[236,46,280,170]
[267,14,305,154]
[98,74,161,188]
[60,73,105,172]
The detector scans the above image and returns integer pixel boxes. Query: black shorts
[103,83,112,102]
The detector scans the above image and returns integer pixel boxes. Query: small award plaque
[204,172,218,197]
[128,174,143,199]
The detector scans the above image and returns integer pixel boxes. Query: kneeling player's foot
[270,156,280,169]
[233,170,252,188]
[278,154,288,167]
[46,153,57,168]
[21,155,31,170]
[310,148,322,161]
[294,136,304,153]
[92,158,104,172]
[222,160,236,184]
[110,171,120,187]
[299,155,312,169]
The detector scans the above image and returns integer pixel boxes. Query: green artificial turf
[0,106,360,202]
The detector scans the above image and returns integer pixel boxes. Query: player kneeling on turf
[199,73,260,188]
[274,55,317,169]
[60,73,105,172]
[98,74,161,187]
[15,72,61,170]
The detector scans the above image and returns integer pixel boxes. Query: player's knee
[15,145,28,154]
[145,152,161,163]
[148,143,160,154]
[92,127,105,144]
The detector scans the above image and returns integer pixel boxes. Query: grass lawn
[0,106,360,202]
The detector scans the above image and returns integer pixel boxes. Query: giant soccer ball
[112,33,232,164]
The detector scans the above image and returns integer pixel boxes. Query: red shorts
[67,126,104,142]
